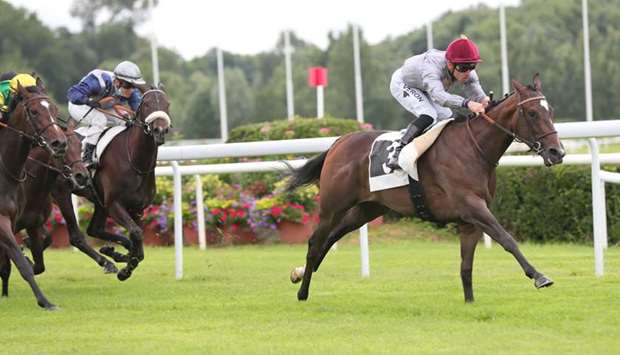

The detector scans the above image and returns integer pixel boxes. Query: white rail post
[284,30,295,121]
[499,2,510,96]
[195,174,206,250]
[217,47,228,142]
[353,24,369,277]
[316,85,324,119]
[72,194,80,252]
[172,161,183,279]
[588,139,605,277]
[483,233,492,248]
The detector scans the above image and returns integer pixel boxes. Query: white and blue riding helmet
[113,61,146,86]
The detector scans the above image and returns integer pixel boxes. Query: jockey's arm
[422,71,468,109]
[127,89,141,112]
[67,74,105,106]
[463,70,488,106]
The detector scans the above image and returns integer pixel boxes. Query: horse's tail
[285,150,328,192]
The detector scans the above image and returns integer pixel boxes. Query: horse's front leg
[53,189,118,274]
[0,250,10,297]
[108,202,144,281]
[0,216,56,310]
[87,204,133,263]
[457,223,481,303]
[461,196,553,288]
[25,226,49,275]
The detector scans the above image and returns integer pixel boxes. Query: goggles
[454,63,477,73]
[118,80,134,89]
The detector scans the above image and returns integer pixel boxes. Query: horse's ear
[16,81,28,98]
[35,76,47,93]
[533,73,542,92]
[512,79,527,95]
[157,82,166,92]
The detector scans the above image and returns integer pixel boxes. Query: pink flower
[260,125,271,134]
[270,206,283,217]
[319,127,331,135]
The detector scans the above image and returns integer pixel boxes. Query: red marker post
[308,67,328,119]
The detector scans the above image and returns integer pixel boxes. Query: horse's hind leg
[457,223,481,303]
[462,196,553,289]
[0,216,56,309]
[53,189,118,274]
[0,251,10,297]
[313,202,387,272]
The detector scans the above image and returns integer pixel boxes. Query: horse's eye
[528,111,537,119]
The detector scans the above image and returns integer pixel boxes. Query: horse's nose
[75,171,88,188]
[549,147,565,159]
[50,139,67,156]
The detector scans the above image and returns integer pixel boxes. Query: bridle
[466,94,558,167]
[126,89,171,175]
[0,94,65,182]
[0,95,64,151]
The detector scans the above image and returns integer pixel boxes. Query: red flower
[270,206,283,217]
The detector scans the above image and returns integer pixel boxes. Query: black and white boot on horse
[386,114,434,170]
[82,143,99,170]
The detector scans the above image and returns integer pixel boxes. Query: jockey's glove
[86,99,100,109]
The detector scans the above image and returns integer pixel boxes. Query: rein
[467,95,558,167]
[0,94,64,182]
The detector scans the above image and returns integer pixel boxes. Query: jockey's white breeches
[390,69,453,122]
[69,102,124,146]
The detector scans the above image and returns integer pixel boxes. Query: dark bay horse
[0,82,67,309]
[67,87,171,281]
[287,74,565,303]
[0,119,94,298]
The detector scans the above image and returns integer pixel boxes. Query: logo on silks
[370,140,401,177]
[402,85,424,103]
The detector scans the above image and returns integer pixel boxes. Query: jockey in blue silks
[67,60,145,168]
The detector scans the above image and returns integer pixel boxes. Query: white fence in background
[155,120,620,279]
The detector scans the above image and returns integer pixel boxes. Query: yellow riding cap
[0,73,37,112]
[9,73,37,92]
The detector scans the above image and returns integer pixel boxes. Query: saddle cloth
[94,126,127,164]
[368,119,453,192]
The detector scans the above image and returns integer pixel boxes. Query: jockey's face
[447,62,472,83]
[114,79,134,98]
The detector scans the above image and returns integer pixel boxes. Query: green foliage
[4,0,620,138]
[227,117,370,142]
[492,165,620,244]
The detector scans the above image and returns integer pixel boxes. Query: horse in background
[0,81,67,309]
[287,74,565,303]
[0,119,95,298]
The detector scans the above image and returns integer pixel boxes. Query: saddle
[368,119,453,221]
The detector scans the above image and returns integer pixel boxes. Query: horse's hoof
[117,268,132,281]
[45,304,60,312]
[290,266,304,284]
[103,262,119,274]
[297,290,308,301]
[535,275,554,289]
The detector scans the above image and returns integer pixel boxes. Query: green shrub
[492,165,620,245]
[227,116,372,142]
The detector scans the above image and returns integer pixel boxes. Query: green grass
[1,222,620,354]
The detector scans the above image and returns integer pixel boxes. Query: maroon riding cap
[445,36,482,63]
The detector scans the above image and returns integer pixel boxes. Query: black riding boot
[82,143,98,170]
[386,115,435,170]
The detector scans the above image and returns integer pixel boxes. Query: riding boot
[82,143,98,170]
[386,114,435,170]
